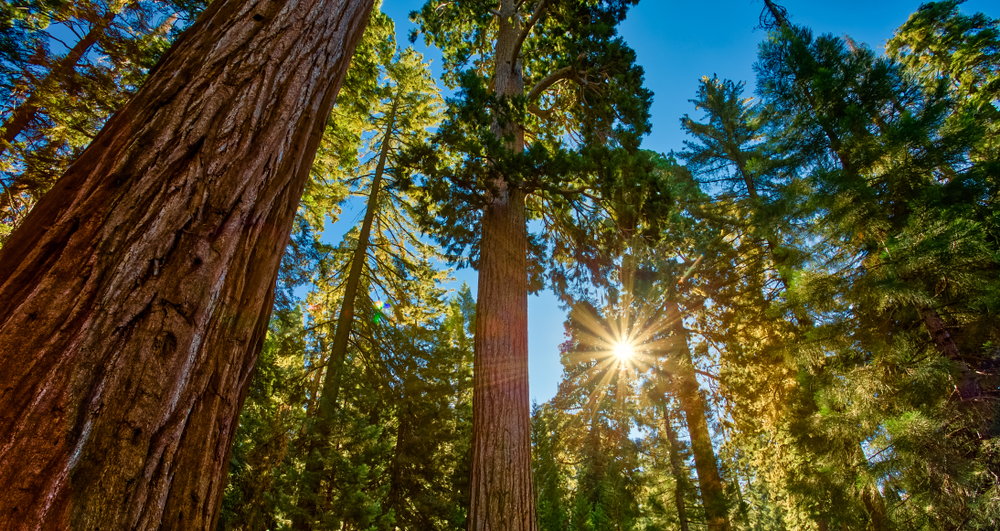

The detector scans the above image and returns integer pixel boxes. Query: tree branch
[695,369,720,381]
[527,103,553,119]
[527,65,574,101]
[509,0,549,69]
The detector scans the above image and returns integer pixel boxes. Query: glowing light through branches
[564,278,679,417]
[613,340,636,360]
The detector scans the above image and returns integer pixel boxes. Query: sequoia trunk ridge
[0,0,373,528]
[467,1,536,529]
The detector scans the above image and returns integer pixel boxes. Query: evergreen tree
[292,44,442,530]
[404,2,651,526]
[744,2,1000,527]
[0,0,206,240]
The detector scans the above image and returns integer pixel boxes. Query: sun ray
[559,273,684,419]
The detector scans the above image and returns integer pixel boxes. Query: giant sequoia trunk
[467,1,536,529]
[668,302,730,531]
[0,0,373,528]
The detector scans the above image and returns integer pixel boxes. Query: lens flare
[613,340,635,360]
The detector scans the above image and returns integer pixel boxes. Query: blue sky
[361,0,1000,404]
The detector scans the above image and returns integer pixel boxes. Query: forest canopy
[0,1,998,530]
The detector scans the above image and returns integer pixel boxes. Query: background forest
[1,0,999,530]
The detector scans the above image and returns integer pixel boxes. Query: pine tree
[887,0,1000,162]
[292,45,442,529]
[749,2,1000,527]
[532,402,570,531]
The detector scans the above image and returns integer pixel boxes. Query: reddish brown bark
[0,0,373,529]
[668,302,730,531]
[466,1,536,529]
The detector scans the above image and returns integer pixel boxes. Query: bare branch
[509,0,549,68]
[695,369,720,381]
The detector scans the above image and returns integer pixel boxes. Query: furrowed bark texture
[468,1,536,529]
[0,0,373,529]
[668,302,730,531]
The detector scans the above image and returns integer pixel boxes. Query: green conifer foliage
[0,0,208,241]
[534,336,645,531]
[888,0,1000,162]
[746,3,1000,527]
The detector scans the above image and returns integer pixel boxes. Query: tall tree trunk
[467,1,535,530]
[663,407,691,531]
[0,0,373,529]
[668,301,730,531]
[292,98,397,530]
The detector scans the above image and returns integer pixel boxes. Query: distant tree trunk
[467,1,535,530]
[663,407,691,531]
[920,305,981,400]
[386,388,412,525]
[668,301,730,531]
[292,98,397,530]
[0,0,373,529]
[861,480,891,531]
[0,9,116,161]
[761,0,790,30]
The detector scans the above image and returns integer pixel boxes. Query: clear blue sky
[368,0,1000,404]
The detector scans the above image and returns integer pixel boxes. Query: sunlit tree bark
[0,0,373,528]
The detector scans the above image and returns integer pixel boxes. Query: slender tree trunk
[663,407,691,531]
[0,0,373,529]
[0,9,116,160]
[920,305,980,400]
[668,301,730,531]
[386,391,411,526]
[762,0,790,30]
[292,99,397,530]
[467,2,535,529]
[861,484,891,531]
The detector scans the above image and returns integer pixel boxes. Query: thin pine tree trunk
[467,2,535,529]
[762,0,790,29]
[386,390,411,526]
[668,301,730,531]
[0,0,373,529]
[663,408,691,531]
[0,9,116,160]
[861,481,891,531]
[292,99,397,529]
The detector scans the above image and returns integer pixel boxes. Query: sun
[612,340,635,360]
